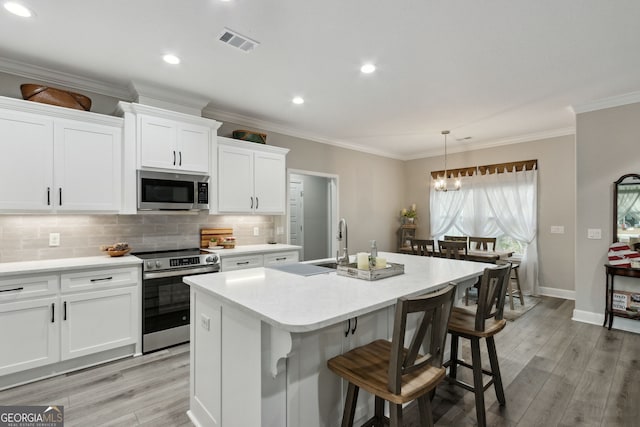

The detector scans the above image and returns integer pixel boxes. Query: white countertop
[184,252,488,333]
[205,243,302,257]
[0,255,142,276]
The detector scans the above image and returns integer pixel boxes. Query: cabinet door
[0,110,54,211]
[0,296,59,376]
[139,115,178,170]
[177,124,210,173]
[263,251,300,266]
[218,145,254,213]
[254,151,286,214]
[61,287,137,360]
[54,120,122,211]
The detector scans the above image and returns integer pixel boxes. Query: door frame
[287,169,339,260]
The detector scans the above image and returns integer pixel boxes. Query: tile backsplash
[0,213,285,262]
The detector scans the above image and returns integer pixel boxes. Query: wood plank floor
[1,296,639,426]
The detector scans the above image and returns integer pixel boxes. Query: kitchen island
[184,252,487,427]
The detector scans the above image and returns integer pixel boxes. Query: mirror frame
[613,173,640,243]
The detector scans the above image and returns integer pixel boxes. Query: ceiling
[1,0,639,160]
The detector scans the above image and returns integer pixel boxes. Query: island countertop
[184,251,487,333]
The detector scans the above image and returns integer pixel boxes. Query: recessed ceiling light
[292,97,304,105]
[360,63,376,74]
[4,2,33,17]
[162,54,180,65]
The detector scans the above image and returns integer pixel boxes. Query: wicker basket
[20,84,92,111]
[232,130,267,144]
[107,248,131,257]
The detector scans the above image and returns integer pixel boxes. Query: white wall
[575,102,640,331]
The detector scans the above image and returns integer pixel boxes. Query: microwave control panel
[197,182,208,204]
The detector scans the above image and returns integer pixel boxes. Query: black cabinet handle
[179,151,182,166]
[0,287,24,293]
[256,197,259,209]
[250,197,254,209]
[51,303,55,323]
[344,319,351,337]
[90,277,113,282]
[173,151,176,165]
[47,187,51,206]
[351,317,358,334]
[237,261,250,265]
[59,188,62,206]
[63,301,67,321]
[276,257,286,261]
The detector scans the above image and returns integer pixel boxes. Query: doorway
[288,170,338,261]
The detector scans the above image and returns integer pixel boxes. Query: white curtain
[477,167,539,294]
[430,167,539,294]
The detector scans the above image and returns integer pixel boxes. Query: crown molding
[202,106,406,160]
[405,126,576,160]
[128,81,211,116]
[0,56,132,100]
[572,90,640,114]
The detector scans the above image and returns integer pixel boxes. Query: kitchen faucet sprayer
[336,218,349,265]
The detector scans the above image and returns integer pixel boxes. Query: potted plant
[401,204,417,224]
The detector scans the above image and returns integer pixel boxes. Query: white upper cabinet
[217,137,289,214]
[0,96,123,213]
[139,115,210,173]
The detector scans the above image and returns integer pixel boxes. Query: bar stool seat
[448,309,506,338]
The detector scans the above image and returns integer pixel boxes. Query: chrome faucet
[336,218,349,265]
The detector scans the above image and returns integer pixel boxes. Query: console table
[604,264,640,330]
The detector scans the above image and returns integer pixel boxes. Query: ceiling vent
[218,27,259,52]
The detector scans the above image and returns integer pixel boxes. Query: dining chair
[327,285,457,427]
[410,239,435,257]
[438,240,468,260]
[444,235,468,247]
[445,263,511,427]
[469,237,497,251]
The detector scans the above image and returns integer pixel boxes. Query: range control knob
[205,255,219,263]
[146,261,154,269]
[155,260,162,268]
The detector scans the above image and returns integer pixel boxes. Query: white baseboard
[573,309,640,333]
[538,286,575,300]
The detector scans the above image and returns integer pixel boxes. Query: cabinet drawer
[264,251,299,266]
[221,255,264,272]
[0,275,58,302]
[61,266,139,293]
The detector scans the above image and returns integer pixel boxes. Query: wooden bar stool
[445,264,511,427]
[327,285,457,427]
[507,262,525,310]
[438,240,468,259]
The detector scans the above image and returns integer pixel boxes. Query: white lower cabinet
[286,308,390,427]
[263,251,299,266]
[0,265,140,385]
[0,296,59,376]
[220,250,300,272]
[61,286,137,360]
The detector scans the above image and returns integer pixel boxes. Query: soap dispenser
[369,240,378,268]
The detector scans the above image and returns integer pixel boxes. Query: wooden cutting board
[200,228,234,248]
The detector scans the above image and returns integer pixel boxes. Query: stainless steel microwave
[137,170,209,211]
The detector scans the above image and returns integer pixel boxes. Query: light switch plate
[253,226,259,236]
[550,226,565,234]
[276,226,284,235]
[587,228,602,239]
[49,233,60,246]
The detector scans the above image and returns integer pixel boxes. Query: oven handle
[143,266,219,280]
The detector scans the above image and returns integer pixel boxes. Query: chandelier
[434,130,461,192]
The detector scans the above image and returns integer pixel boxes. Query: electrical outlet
[276,226,284,235]
[587,228,602,239]
[253,226,259,236]
[49,233,60,246]
[550,226,565,234]
[200,314,210,331]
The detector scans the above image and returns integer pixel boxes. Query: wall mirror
[614,173,640,246]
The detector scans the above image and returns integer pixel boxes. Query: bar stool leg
[374,396,384,425]
[390,403,403,427]
[448,334,459,379]
[486,336,505,405]
[507,280,515,310]
[418,395,434,426]
[513,267,525,306]
[471,337,486,427]
[341,383,359,427]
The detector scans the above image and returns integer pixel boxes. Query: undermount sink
[313,261,338,269]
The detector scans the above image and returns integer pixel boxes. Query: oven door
[142,266,217,353]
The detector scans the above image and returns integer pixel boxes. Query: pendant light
[434,130,461,192]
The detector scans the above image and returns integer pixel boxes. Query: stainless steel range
[135,248,220,353]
